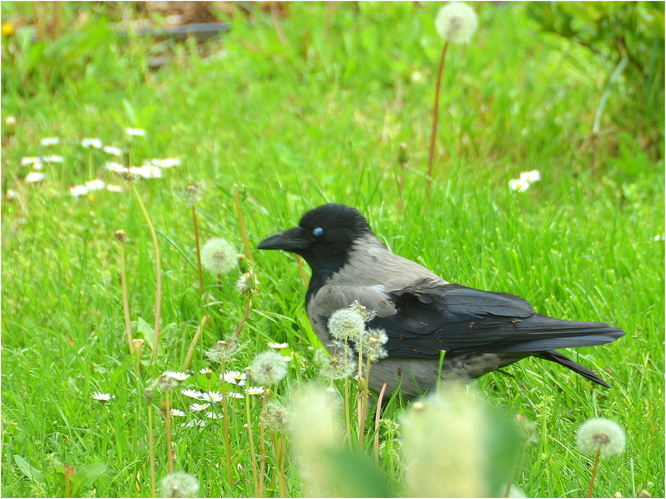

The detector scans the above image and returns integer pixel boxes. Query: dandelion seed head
[248,350,288,386]
[361,328,389,362]
[263,401,289,431]
[236,272,259,296]
[316,342,356,380]
[350,300,377,322]
[157,374,180,390]
[159,471,199,498]
[576,417,626,458]
[435,2,479,43]
[201,238,236,275]
[114,230,130,243]
[327,308,366,342]
[206,338,244,363]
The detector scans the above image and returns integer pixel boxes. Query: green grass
[2,2,664,498]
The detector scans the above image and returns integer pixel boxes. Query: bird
[258,203,625,398]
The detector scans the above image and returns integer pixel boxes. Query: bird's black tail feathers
[537,350,611,388]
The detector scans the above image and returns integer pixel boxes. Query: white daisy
[32,161,44,171]
[82,138,103,149]
[519,170,542,183]
[171,409,186,417]
[70,185,89,197]
[40,137,60,146]
[509,178,530,192]
[150,158,181,168]
[201,391,224,403]
[226,392,244,399]
[182,389,205,400]
[104,162,126,173]
[20,156,41,167]
[106,184,123,193]
[42,155,64,163]
[267,342,289,349]
[223,370,247,385]
[190,403,210,412]
[125,128,146,137]
[92,392,115,401]
[184,419,207,428]
[129,165,162,179]
[85,180,106,191]
[164,371,190,381]
[246,386,265,396]
[25,172,45,183]
[205,412,223,419]
[103,145,123,157]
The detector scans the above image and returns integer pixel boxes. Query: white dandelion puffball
[201,237,237,275]
[435,2,479,44]
[576,417,626,458]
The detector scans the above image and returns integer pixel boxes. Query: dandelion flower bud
[236,272,259,296]
[237,253,250,273]
[576,417,626,458]
[435,2,478,44]
[160,471,200,498]
[132,338,144,357]
[201,237,236,275]
[248,350,288,386]
[327,308,366,342]
[114,230,130,243]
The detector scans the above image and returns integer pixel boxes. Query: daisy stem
[373,382,388,463]
[191,204,205,298]
[181,314,209,372]
[233,296,252,341]
[119,243,134,356]
[234,187,254,263]
[148,401,156,498]
[259,387,269,498]
[165,389,174,473]
[586,450,601,498]
[220,360,234,488]
[426,40,450,211]
[131,183,163,363]
[245,392,260,496]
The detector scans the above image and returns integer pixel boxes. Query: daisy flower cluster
[509,170,542,192]
[15,129,181,198]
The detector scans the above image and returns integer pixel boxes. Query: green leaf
[71,463,107,495]
[13,455,45,483]
[136,317,153,349]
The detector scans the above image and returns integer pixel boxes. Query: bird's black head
[258,203,372,283]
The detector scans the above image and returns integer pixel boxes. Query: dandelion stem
[277,433,287,498]
[245,392,260,496]
[182,314,209,373]
[344,377,352,445]
[234,188,254,263]
[148,402,156,498]
[165,389,174,473]
[426,40,450,209]
[191,204,205,297]
[259,387,269,498]
[295,255,309,286]
[373,382,388,463]
[233,296,252,341]
[131,183,163,363]
[119,243,134,355]
[586,450,601,498]
[220,359,234,488]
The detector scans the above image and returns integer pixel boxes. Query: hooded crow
[258,203,624,397]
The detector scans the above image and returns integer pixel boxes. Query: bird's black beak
[257,226,309,252]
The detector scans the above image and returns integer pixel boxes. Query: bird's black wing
[368,283,625,358]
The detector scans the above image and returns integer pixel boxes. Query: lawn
[1,2,664,498]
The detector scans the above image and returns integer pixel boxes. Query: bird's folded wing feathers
[368,284,625,358]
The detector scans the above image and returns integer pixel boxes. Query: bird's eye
[313,227,324,237]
